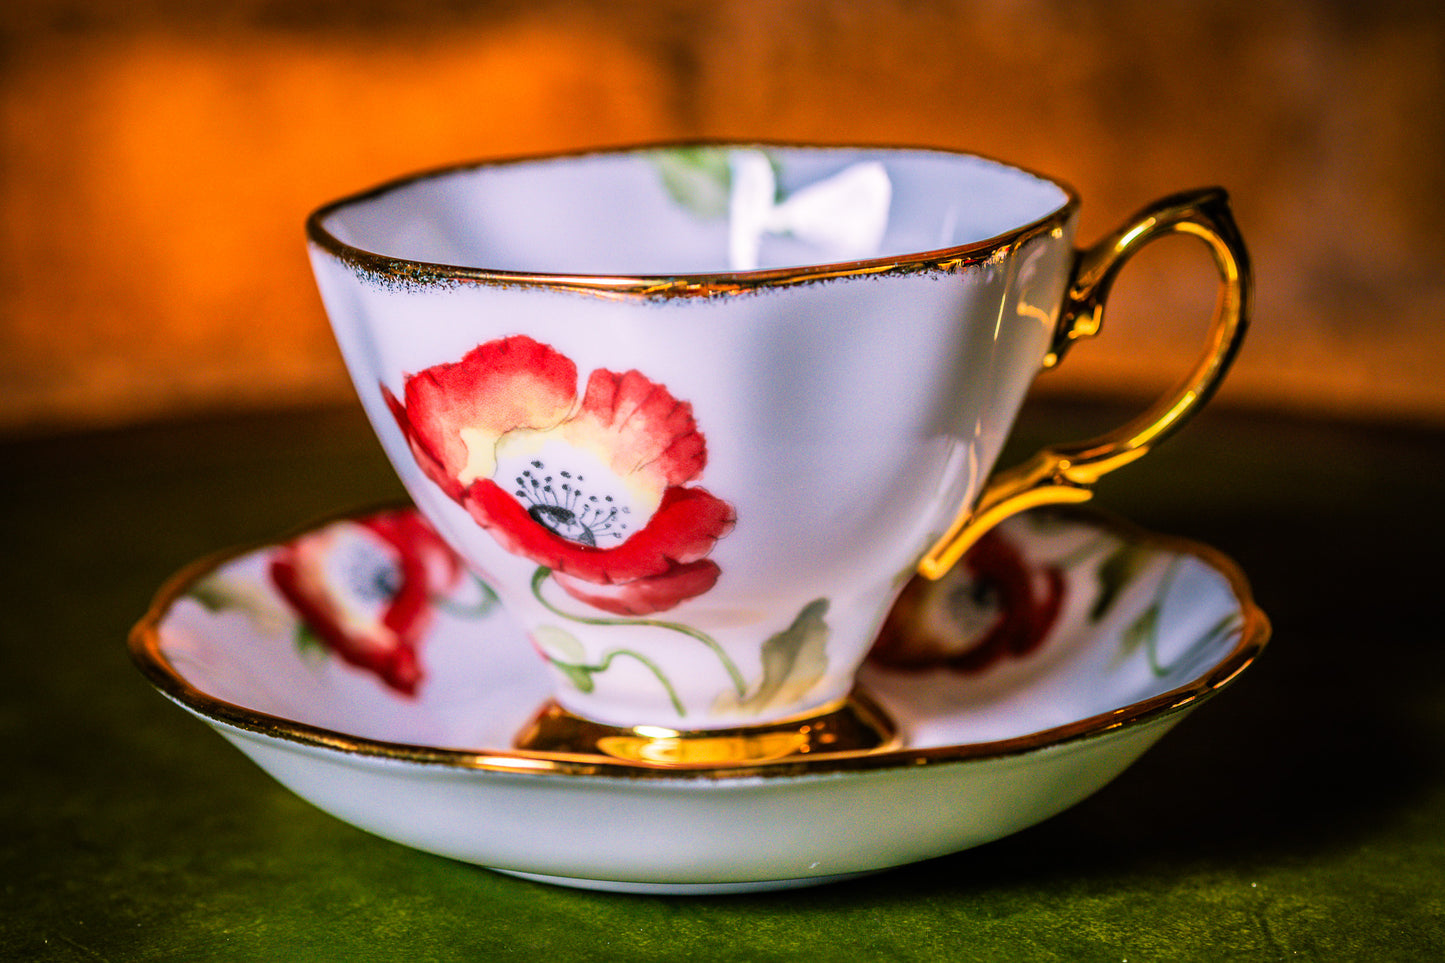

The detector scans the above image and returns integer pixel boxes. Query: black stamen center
[343,540,400,602]
[513,460,631,547]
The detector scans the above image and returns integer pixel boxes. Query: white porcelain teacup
[307,143,1249,765]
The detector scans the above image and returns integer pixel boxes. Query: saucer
[129,505,1268,894]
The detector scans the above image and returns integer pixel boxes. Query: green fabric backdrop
[3,403,1442,961]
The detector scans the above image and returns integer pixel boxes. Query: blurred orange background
[3,0,1442,436]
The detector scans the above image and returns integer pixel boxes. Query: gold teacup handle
[918,187,1252,580]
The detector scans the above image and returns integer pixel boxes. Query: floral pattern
[867,515,1241,680]
[869,528,1065,673]
[651,147,892,272]
[268,510,465,695]
[383,336,735,617]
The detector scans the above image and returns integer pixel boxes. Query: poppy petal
[462,481,735,585]
[401,335,578,488]
[870,528,1065,673]
[564,368,707,495]
[384,385,462,500]
[269,518,429,695]
[551,560,724,616]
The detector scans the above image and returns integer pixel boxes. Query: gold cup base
[513,690,899,769]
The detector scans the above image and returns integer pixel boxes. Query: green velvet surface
[3,403,1443,961]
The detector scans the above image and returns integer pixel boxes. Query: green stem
[430,574,499,619]
[1143,556,1184,677]
[582,649,686,717]
[530,566,747,697]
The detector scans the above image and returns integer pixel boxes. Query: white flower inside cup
[727,149,892,271]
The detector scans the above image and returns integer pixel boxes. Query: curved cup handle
[917,187,1252,581]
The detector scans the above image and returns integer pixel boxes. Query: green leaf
[716,598,831,716]
[532,624,596,693]
[1091,544,1152,621]
[652,147,734,219]
[532,624,586,663]
[188,573,289,634]
[1202,612,1244,644]
[555,662,596,694]
[187,581,232,613]
[294,621,328,664]
[1119,603,1165,676]
[431,574,499,619]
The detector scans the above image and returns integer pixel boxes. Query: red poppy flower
[384,336,735,616]
[870,527,1064,673]
[269,510,461,695]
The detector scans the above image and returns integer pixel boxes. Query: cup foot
[513,690,899,768]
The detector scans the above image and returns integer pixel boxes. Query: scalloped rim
[304,141,1080,299]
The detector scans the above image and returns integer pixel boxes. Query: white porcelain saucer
[130,506,1268,895]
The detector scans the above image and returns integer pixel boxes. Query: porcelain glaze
[131,506,1268,893]
[307,145,1079,730]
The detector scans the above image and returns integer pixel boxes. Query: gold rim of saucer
[128,501,1270,782]
[304,140,1079,301]
[513,692,899,768]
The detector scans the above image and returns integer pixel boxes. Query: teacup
[306,143,1249,765]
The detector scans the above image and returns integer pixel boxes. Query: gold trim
[304,141,1080,301]
[918,188,1252,579]
[127,503,1270,782]
[514,693,899,767]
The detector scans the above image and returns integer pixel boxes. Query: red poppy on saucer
[384,335,735,616]
[269,510,461,695]
[870,528,1064,673]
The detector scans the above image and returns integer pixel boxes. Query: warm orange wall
[3,0,1443,435]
